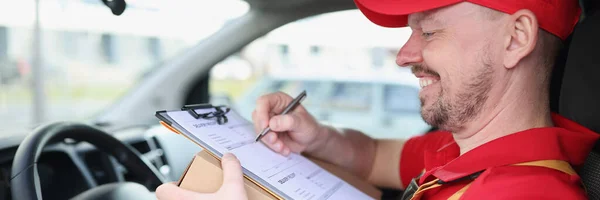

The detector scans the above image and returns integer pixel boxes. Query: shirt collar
[423,113,599,183]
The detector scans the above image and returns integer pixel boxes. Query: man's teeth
[419,78,439,88]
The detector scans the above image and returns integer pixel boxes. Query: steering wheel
[10,122,166,200]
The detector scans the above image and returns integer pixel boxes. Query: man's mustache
[412,64,440,77]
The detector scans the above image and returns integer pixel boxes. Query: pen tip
[254,135,261,142]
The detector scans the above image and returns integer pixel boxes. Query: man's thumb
[221,153,244,187]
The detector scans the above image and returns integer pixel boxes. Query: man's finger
[271,140,284,153]
[156,182,209,200]
[269,114,299,132]
[221,153,245,190]
[261,131,277,144]
[279,133,306,153]
[261,132,288,153]
[254,93,293,131]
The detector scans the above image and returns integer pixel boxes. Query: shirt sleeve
[399,131,453,188]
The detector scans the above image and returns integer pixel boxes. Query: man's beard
[419,60,494,132]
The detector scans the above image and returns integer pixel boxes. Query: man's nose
[396,33,424,67]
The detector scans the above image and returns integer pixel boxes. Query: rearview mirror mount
[101,0,127,16]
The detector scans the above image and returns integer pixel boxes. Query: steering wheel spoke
[62,143,99,188]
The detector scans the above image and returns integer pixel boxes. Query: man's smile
[413,69,442,96]
[411,65,441,90]
[419,76,440,88]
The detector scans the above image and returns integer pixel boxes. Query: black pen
[254,90,307,142]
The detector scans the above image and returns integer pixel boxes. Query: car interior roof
[244,0,354,12]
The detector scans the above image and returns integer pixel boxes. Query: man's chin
[420,108,435,125]
[421,113,436,127]
[420,107,448,129]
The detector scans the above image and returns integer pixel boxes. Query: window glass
[210,10,430,139]
[328,82,372,111]
[270,80,321,107]
[0,0,249,134]
[384,85,421,113]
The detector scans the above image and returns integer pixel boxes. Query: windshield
[0,0,249,134]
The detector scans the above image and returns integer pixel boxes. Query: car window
[210,10,430,139]
[384,84,421,113]
[0,0,249,133]
[327,82,372,111]
[270,80,321,106]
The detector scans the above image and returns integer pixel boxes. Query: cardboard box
[177,151,382,199]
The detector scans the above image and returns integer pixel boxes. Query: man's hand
[155,153,248,200]
[253,92,375,178]
[253,92,326,156]
[253,92,404,189]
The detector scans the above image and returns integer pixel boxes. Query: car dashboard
[0,125,202,200]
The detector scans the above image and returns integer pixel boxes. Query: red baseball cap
[354,0,580,40]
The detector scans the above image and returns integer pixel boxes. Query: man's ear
[503,9,538,69]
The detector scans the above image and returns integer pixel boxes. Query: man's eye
[422,32,436,38]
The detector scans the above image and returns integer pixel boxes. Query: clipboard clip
[182,104,231,125]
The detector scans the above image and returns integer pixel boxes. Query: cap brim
[354,0,463,28]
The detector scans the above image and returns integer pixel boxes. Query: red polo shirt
[400,113,599,199]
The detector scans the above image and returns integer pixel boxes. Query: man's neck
[452,71,554,155]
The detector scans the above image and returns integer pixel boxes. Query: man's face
[397,3,505,132]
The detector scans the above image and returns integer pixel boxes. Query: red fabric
[353,0,580,40]
[399,131,453,188]
[399,113,600,199]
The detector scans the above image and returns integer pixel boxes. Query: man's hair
[535,30,563,85]
[482,6,563,90]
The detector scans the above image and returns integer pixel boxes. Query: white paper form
[167,108,373,200]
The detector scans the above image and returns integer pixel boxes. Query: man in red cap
[156,0,599,199]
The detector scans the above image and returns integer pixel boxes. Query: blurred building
[0,0,247,86]
[236,10,413,81]
[0,0,249,131]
